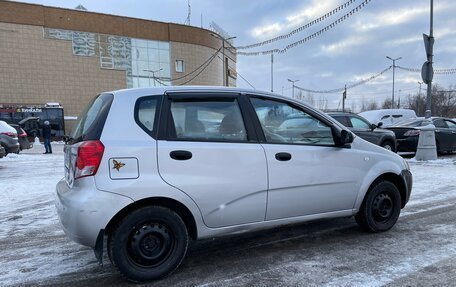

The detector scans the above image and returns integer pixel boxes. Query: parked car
[328,112,397,152]
[0,145,5,158]
[56,87,412,282]
[0,120,20,155]
[359,109,417,127]
[386,117,456,154]
[10,124,32,151]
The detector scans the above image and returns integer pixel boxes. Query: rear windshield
[70,93,113,143]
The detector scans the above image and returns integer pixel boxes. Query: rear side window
[135,96,161,136]
[433,119,448,128]
[168,98,247,142]
[70,93,113,143]
[331,116,351,127]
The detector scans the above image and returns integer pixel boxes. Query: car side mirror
[370,124,377,131]
[377,122,383,128]
[339,129,354,146]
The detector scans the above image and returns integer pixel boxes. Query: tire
[355,181,401,232]
[109,206,189,283]
[381,141,394,152]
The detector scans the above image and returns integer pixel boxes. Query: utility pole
[210,34,236,86]
[423,0,434,118]
[271,53,274,92]
[386,56,402,109]
[288,79,299,99]
[398,89,401,108]
[342,85,347,112]
[415,0,437,161]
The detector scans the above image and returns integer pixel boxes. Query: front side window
[169,98,247,142]
[250,97,334,145]
[350,117,371,129]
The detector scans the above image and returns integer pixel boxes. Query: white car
[359,109,417,127]
[55,87,412,282]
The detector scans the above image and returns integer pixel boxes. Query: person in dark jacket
[42,121,52,154]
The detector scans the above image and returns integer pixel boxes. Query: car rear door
[444,119,456,150]
[248,96,366,220]
[156,92,268,228]
[434,119,451,151]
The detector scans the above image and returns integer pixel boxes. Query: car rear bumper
[55,177,133,247]
[396,137,418,152]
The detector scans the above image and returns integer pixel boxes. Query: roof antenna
[184,0,191,25]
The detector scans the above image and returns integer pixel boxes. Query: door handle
[170,150,192,160]
[275,152,292,161]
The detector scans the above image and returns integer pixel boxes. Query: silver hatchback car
[55,87,412,282]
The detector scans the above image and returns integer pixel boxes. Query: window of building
[176,60,185,73]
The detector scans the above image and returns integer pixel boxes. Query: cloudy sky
[11,0,456,110]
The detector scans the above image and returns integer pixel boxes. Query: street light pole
[418,81,423,96]
[143,68,163,86]
[386,56,402,109]
[288,79,299,99]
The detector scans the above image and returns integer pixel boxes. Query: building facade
[0,0,236,130]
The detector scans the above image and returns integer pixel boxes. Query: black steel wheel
[110,206,189,282]
[356,181,401,232]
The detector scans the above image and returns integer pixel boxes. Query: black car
[386,117,456,154]
[328,112,397,152]
[10,124,32,151]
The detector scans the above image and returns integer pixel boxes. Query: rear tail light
[74,140,104,179]
[404,130,420,137]
[19,129,27,137]
[1,132,17,137]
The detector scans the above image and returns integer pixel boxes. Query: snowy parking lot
[0,145,455,286]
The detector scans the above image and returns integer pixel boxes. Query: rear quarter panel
[94,92,205,231]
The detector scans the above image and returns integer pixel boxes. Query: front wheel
[109,206,189,282]
[381,141,394,152]
[355,181,401,232]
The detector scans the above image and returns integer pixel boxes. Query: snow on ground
[0,146,455,286]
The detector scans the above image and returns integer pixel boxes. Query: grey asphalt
[9,199,456,287]
[3,150,455,287]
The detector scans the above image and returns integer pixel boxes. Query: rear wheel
[356,181,401,232]
[109,206,189,282]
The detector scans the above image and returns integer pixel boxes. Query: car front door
[348,115,379,145]
[157,92,268,228]
[249,96,367,220]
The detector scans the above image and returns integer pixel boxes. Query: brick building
[0,0,236,130]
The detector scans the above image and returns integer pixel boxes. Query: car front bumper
[55,177,133,247]
[401,169,413,207]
